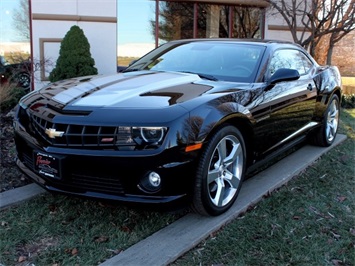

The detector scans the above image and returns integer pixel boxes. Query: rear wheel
[192,125,246,216]
[312,94,340,147]
[17,72,31,90]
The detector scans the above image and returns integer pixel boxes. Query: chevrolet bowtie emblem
[45,128,64,139]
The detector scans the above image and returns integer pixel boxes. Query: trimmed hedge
[49,25,97,82]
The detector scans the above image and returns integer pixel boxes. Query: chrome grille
[30,113,133,148]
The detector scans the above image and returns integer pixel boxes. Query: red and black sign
[34,152,61,179]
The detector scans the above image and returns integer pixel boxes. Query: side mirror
[268,68,300,85]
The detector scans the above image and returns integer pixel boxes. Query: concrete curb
[0,183,46,210]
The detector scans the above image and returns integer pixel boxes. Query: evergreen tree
[49,25,98,82]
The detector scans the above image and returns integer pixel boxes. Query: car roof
[167,38,303,50]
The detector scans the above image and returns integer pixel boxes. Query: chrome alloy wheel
[207,135,243,207]
[325,97,339,143]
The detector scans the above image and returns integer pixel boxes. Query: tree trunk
[314,35,329,65]
[327,43,334,65]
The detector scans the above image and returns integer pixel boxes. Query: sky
[0,0,155,44]
[0,0,21,42]
[117,0,155,45]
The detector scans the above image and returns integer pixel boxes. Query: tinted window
[269,49,313,76]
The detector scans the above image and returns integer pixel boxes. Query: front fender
[188,100,252,143]
[313,66,342,120]
[314,66,342,95]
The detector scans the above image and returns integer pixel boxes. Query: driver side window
[269,49,313,76]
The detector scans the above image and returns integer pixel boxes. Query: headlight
[132,127,167,145]
[115,126,168,149]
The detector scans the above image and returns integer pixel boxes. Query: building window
[231,6,262,38]
[156,2,263,44]
[117,0,265,69]
[157,2,195,42]
[117,0,155,67]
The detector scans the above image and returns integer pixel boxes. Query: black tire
[192,125,246,216]
[311,94,340,147]
[16,72,31,90]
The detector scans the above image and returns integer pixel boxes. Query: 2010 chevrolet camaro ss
[13,39,342,216]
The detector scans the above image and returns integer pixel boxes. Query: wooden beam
[157,0,269,8]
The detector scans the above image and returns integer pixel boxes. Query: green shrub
[49,25,97,82]
[341,94,355,109]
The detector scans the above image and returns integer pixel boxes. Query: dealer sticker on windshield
[34,151,60,179]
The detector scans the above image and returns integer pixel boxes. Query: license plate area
[34,151,61,179]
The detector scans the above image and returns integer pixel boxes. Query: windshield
[126,42,265,83]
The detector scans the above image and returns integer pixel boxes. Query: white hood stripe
[71,72,200,107]
[52,75,127,105]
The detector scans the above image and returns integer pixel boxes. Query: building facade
[30,0,117,90]
[28,0,353,90]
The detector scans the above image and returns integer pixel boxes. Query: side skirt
[246,134,308,177]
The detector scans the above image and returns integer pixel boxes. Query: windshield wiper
[122,68,142,73]
[180,71,218,81]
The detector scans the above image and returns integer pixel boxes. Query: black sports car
[13,39,342,216]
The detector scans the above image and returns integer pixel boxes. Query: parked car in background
[0,55,31,91]
[13,39,342,216]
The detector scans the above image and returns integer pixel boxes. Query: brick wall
[332,31,355,77]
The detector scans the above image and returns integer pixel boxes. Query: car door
[255,49,317,157]
[254,48,318,155]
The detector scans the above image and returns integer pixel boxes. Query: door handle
[307,84,314,91]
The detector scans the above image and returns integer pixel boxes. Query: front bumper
[14,130,196,205]
[16,158,187,204]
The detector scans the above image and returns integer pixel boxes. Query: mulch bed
[0,112,32,193]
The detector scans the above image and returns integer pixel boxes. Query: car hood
[37,71,252,111]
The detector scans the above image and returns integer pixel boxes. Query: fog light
[149,172,161,187]
[138,171,162,193]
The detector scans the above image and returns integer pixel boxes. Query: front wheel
[192,125,246,216]
[311,94,340,147]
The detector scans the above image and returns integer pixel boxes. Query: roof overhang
[156,0,269,8]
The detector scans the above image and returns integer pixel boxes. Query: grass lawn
[0,109,354,266]
[117,56,138,67]
[173,108,355,266]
